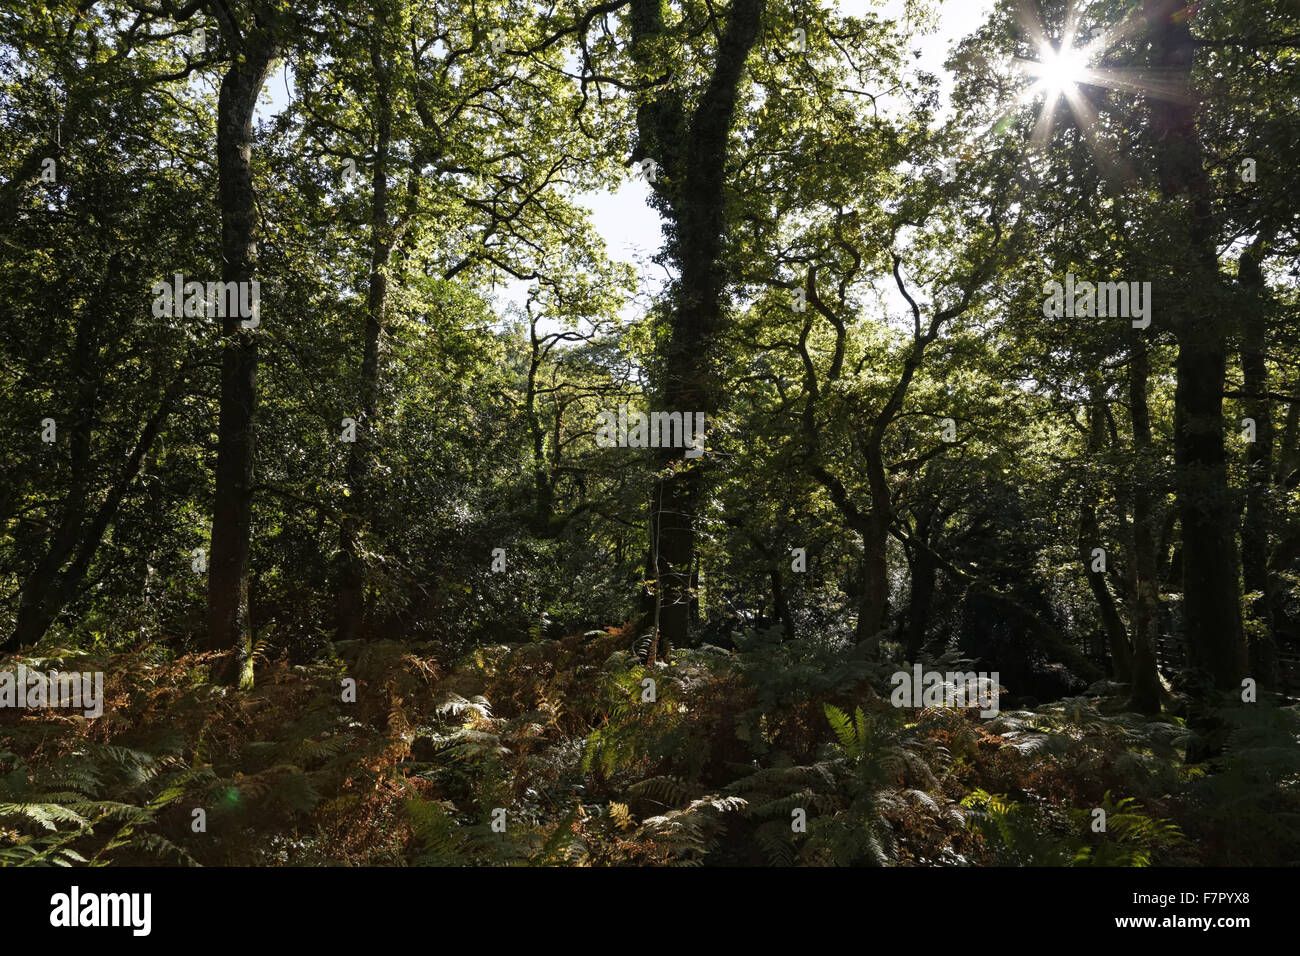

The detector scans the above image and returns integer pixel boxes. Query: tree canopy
[1,0,1298,872]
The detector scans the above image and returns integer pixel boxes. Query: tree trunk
[1276,373,1300,486]
[1080,503,1132,682]
[207,33,278,665]
[9,305,98,649]
[854,519,889,647]
[1172,342,1246,687]
[769,563,795,642]
[7,370,182,650]
[1238,239,1277,687]
[904,512,938,658]
[1128,335,1164,713]
[1146,0,1246,694]
[632,0,766,655]
[1080,394,1132,682]
[337,17,393,642]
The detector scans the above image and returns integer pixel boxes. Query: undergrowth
[2,626,1295,866]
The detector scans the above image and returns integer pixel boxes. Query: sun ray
[1058,79,1136,184]
[969,0,1191,190]
[996,0,1199,175]
[1028,87,1062,153]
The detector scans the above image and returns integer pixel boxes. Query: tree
[205,0,290,672]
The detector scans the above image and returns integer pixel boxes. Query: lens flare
[1033,46,1089,97]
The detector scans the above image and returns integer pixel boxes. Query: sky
[257,0,998,322]
[576,0,996,295]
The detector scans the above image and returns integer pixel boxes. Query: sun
[1032,45,1090,97]
[976,0,1194,172]
[1005,19,1117,152]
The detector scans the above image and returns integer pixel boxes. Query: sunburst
[988,0,1197,178]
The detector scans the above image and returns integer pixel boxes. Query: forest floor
[2,626,1297,866]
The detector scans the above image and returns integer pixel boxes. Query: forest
[0,0,1298,872]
